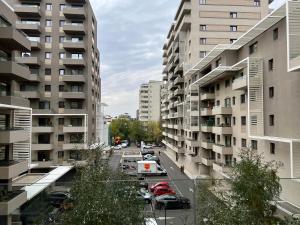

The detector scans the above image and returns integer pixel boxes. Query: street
[108,146,196,225]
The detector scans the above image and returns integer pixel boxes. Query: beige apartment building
[4,0,100,167]
[161,0,270,174]
[163,0,300,210]
[138,80,162,122]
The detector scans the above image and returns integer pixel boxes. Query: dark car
[154,195,191,210]
[49,192,71,207]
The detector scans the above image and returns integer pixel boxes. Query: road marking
[189,187,194,193]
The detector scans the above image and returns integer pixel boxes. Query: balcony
[20,91,39,99]
[212,126,232,135]
[15,56,41,66]
[0,26,30,51]
[213,144,233,155]
[63,126,85,133]
[0,160,28,180]
[232,76,247,90]
[0,190,27,216]
[32,109,52,114]
[212,106,232,115]
[0,128,28,144]
[63,7,85,19]
[200,92,215,100]
[63,58,86,67]
[201,141,214,149]
[176,14,191,32]
[16,21,41,34]
[65,0,86,3]
[30,40,41,50]
[32,126,54,133]
[63,143,87,150]
[200,108,212,116]
[32,144,53,151]
[185,139,201,148]
[63,109,86,114]
[59,91,85,99]
[201,157,214,166]
[191,155,201,163]
[174,88,184,96]
[60,75,85,83]
[0,96,30,108]
[63,23,85,35]
[174,76,184,85]
[213,162,231,174]
[15,5,41,17]
[201,124,214,133]
[63,41,85,51]
[0,61,30,81]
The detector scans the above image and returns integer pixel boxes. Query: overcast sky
[90,0,285,117]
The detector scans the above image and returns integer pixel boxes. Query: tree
[196,149,299,225]
[58,146,145,225]
[146,121,162,143]
[110,118,130,141]
[128,120,146,143]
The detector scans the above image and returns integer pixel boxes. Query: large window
[46,3,52,11]
[200,24,207,31]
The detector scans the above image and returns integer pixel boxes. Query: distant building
[139,80,163,122]
[118,113,132,120]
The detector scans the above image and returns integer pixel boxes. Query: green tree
[58,146,145,225]
[196,149,299,225]
[110,118,130,140]
[146,121,162,143]
[129,120,146,143]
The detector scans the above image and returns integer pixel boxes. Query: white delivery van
[137,161,167,176]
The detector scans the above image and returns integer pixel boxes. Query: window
[249,42,258,54]
[58,101,65,108]
[254,0,261,6]
[199,0,206,4]
[45,36,52,43]
[39,101,50,109]
[200,51,206,58]
[232,96,236,105]
[241,116,246,126]
[200,25,207,31]
[46,3,52,11]
[59,52,65,59]
[59,20,65,27]
[58,151,64,158]
[45,52,52,59]
[217,135,220,142]
[200,38,206,44]
[273,28,278,40]
[59,36,65,43]
[217,118,220,126]
[230,12,237,18]
[46,20,52,27]
[216,58,221,67]
[59,69,65,75]
[230,39,237,44]
[45,68,51,75]
[58,118,64,125]
[71,53,83,59]
[225,79,230,87]
[268,59,274,71]
[233,137,236,146]
[58,135,64,142]
[270,143,275,154]
[251,140,258,150]
[216,84,220,91]
[60,4,66,11]
[269,114,274,126]
[269,87,274,98]
[59,85,65,92]
[230,26,237,32]
[45,85,51,92]
[240,94,246,104]
[216,100,220,106]
[233,117,236,125]
[241,139,247,148]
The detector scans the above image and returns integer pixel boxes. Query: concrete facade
[5,0,101,166]
[162,0,300,210]
[139,80,162,122]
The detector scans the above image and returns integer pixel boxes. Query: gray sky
[90,0,285,117]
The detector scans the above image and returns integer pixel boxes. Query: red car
[153,186,176,196]
[150,182,169,192]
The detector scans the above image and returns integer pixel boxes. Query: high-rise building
[5,0,101,167]
[163,0,300,210]
[161,0,271,176]
[139,80,163,122]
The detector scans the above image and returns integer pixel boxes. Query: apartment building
[5,0,100,167]
[164,0,300,209]
[161,0,271,177]
[138,80,163,122]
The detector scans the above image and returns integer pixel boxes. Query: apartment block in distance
[6,0,101,167]
[161,0,271,177]
[139,80,162,122]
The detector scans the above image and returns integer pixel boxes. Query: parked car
[143,154,154,160]
[121,143,128,148]
[139,181,149,189]
[143,145,153,149]
[113,145,122,150]
[153,186,176,196]
[146,155,160,164]
[150,181,169,192]
[141,150,155,156]
[49,192,71,207]
[154,195,191,210]
[137,188,152,204]
[144,218,158,225]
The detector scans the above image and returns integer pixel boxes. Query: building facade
[139,80,162,122]
[5,0,101,167]
[161,0,271,176]
[163,0,300,210]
